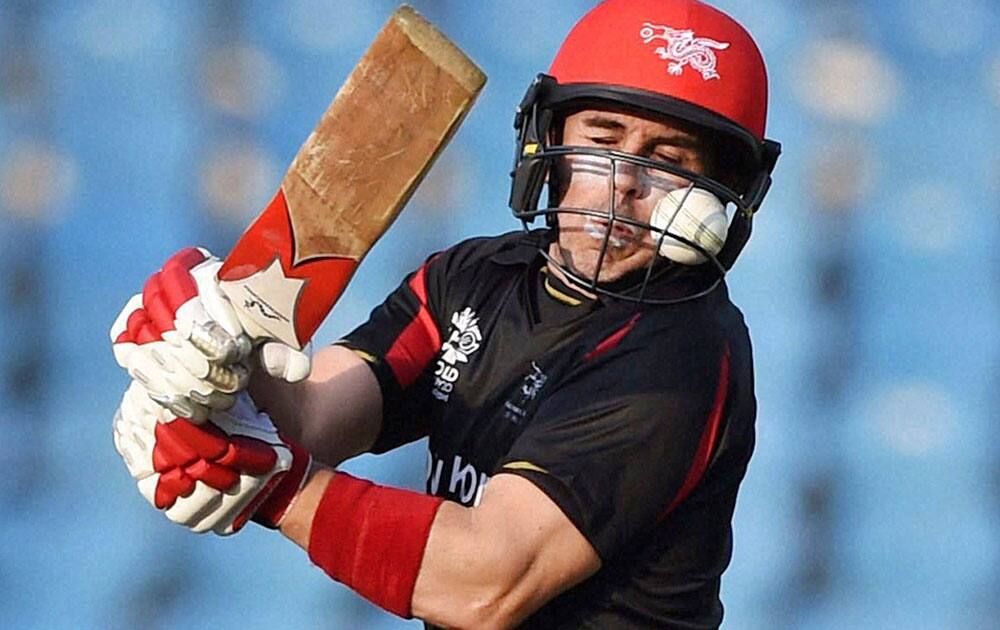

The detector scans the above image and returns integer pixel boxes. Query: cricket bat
[217,5,485,350]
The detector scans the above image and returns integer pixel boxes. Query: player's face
[550,109,711,284]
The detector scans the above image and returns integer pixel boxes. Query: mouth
[584,217,641,248]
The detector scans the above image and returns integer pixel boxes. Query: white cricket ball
[650,187,728,265]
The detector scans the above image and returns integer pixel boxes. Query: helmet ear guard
[509,75,556,221]
[715,138,781,270]
[508,146,547,222]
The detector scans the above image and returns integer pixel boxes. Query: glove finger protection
[260,341,313,383]
[111,248,312,421]
[113,382,310,535]
[111,248,249,418]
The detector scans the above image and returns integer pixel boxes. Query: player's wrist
[278,466,336,549]
[251,437,313,530]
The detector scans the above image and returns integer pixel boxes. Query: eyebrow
[579,115,703,151]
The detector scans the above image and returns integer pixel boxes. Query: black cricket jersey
[339,230,757,629]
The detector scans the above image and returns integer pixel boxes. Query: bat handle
[218,190,360,349]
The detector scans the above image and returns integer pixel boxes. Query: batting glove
[110,247,311,421]
[113,381,311,534]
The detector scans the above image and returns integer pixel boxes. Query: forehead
[563,108,705,145]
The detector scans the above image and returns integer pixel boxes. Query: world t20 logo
[432,307,482,401]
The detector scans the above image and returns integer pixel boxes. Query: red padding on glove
[151,417,283,513]
[116,309,155,345]
[141,248,206,335]
[165,247,208,272]
[307,473,444,618]
[155,468,195,509]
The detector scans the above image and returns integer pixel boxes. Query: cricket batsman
[110,0,781,627]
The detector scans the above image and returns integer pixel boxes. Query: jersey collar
[491,229,727,306]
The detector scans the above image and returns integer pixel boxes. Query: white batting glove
[113,381,311,535]
[260,338,313,383]
[110,247,311,421]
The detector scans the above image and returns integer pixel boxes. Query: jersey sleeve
[498,323,732,561]
[337,253,447,454]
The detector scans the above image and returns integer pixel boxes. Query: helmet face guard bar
[514,145,750,219]
[516,145,732,304]
[510,74,781,280]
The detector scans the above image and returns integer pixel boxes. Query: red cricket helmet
[510,0,781,281]
[551,0,770,142]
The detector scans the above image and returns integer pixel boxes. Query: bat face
[218,6,486,349]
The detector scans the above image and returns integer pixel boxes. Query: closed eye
[587,136,619,146]
[653,153,682,165]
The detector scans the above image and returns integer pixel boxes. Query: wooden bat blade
[218,5,486,349]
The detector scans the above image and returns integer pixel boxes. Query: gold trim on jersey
[502,460,549,474]
[541,267,583,306]
[334,343,379,365]
[352,349,378,364]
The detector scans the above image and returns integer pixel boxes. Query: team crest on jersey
[433,307,482,401]
[504,361,548,424]
[639,22,730,80]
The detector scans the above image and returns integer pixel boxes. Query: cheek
[556,210,586,233]
[556,156,610,205]
[643,169,690,194]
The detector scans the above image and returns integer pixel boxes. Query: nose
[612,160,644,212]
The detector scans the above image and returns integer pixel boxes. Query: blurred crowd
[0,1,996,628]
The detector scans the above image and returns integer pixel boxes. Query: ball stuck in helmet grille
[650,188,728,265]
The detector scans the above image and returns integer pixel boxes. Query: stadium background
[1,1,997,628]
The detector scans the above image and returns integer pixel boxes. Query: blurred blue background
[1,1,997,628]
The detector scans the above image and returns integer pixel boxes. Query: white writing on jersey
[432,307,482,401]
[427,452,490,507]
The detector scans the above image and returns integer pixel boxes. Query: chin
[594,263,637,284]
[554,229,656,277]
[563,246,650,284]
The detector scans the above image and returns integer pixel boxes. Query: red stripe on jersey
[385,264,442,388]
[583,313,642,362]
[662,346,731,517]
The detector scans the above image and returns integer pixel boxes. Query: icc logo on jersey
[433,307,482,401]
[441,307,482,363]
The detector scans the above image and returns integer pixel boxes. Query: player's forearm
[281,469,595,630]
[249,345,383,467]
[281,470,524,628]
